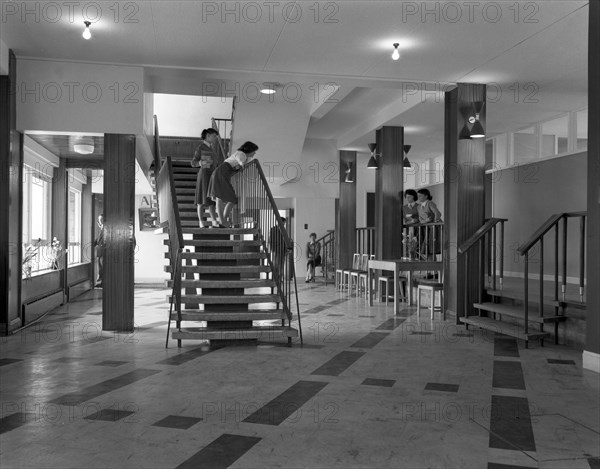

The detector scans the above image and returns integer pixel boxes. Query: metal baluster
[580,215,585,302]
[492,225,497,291]
[554,223,559,303]
[524,252,529,335]
[487,228,492,287]
[562,216,567,301]
[499,221,504,291]
[539,238,544,320]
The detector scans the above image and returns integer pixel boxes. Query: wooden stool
[358,272,370,298]
[378,276,408,304]
[416,280,444,320]
[335,269,344,290]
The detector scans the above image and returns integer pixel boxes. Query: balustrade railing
[231,160,302,342]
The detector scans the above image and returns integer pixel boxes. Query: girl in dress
[209,141,258,227]
[191,128,221,228]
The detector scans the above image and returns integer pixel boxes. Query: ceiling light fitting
[344,162,354,183]
[392,43,400,61]
[368,143,412,169]
[260,82,280,94]
[82,21,91,40]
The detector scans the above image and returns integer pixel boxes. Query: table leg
[368,267,372,306]
[408,271,413,305]
[394,264,398,315]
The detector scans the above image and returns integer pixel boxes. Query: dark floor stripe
[152,415,203,429]
[487,463,535,469]
[0,358,23,366]
[0,413,36,435]
[489,395,536,452]
[376,317,407,331]
[135,321,166,331]
[350,332,389,349]
[156,345,223,365]
[176,433,261,469]
[243,380,328,426]
[49,369,161,406]
[425,382,459,393]
[492,361,526,390]
[84,408,135,422]
[547,358,576,365]
[362,378,395,387]
[494,337,520,357]
[311,351,365,376]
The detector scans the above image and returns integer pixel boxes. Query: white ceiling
[1,0,589,163]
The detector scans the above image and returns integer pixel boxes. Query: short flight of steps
[165,226,298,345]
[460,288,568,348]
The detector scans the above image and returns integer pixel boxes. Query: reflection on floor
[1,285,599,469]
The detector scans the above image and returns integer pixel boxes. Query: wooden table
[368,259,443,315]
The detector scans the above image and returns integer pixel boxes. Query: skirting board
[583,350,600,373]
[23,290,64,325]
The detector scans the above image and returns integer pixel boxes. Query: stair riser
[172,330,297,340]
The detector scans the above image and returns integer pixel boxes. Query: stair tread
[460,316,549,340]
[183,228,259,235]
[486,288,585,308]
[172,326,298,339]
[180,252,266,259]
[171,310,286,321]
[176,240,260,247]
[473,302,566,323]
[168,294,280,303]
[169,279,276,288]
[166,265,271,273]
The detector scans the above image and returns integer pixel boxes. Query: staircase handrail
[458,218,507,254]
[152,115,163,218]
[231,159,302,342]
[517,211,587,312]
[517,212,586,255]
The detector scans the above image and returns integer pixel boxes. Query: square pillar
[375,126,404,259]
[102,134,136,332]
[444,84,487,321]
[337,151,357,269]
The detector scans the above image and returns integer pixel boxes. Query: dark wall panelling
[21,271,63,304]
[444,84,487,321]
[22,291,64,325]
[102,134,136,332]
[67,280,92,302]
[68,263,92,285]
[337,151,357,269]
[0,49,23,333]
[375,126,404,259]
[585,0,600,357]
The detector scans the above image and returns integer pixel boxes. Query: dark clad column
[0,50,22,333]
[337,151,356,269]
[585,0,600,368]
[102,134,136,332]
[444,83,487,322]
[375,126,404,259]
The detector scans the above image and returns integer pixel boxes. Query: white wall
[134,195,167,285]
[153,94,233,137]
[17,59,144,134]
[0,38,8,75]
[293,197,336,278]
[270,138,339,199]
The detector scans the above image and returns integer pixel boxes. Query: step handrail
[458,218,507,254]
[231,159,302,343]
[155,119,184,347]
[152,115,162,218]
[517,212,586,255]
[457,218,508,325]
[516,212,586,328]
